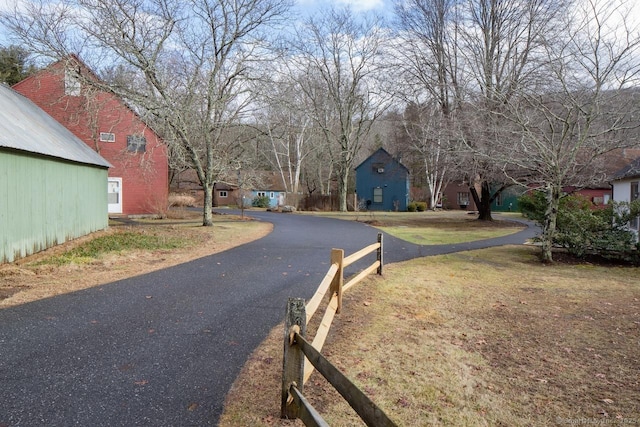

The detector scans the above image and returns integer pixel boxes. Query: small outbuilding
[355,148,410,211]
[0,84,111,263]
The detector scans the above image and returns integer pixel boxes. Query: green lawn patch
[35,231,188,266]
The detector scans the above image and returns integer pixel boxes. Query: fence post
[377,233,383,275]
[330,248,344,314]
[281,298,307,419]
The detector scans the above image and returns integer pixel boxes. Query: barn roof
[0,84,111,168]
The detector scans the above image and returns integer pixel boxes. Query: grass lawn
[220,215,640,426]
[300,210,526,244]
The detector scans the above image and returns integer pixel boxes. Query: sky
[296,0,389,13]
[2,0,638,50]
[0,0,394,47]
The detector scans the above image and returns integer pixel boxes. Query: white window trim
[99,132,115,142]
[373,187,383,203]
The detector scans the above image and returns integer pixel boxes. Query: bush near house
[519,192,640,262]
[407,201,427,212]
[252,195,270,208]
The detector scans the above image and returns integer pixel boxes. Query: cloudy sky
[0,0,391,13]
[0,0,394,46]
[296,0,387,12]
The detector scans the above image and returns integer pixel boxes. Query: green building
[490,185,528,212]
[0,84,111,263]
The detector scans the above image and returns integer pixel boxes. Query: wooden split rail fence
[281,233,397,427]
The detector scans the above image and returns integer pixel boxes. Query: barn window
[219,191,228,198]
[64,69,81,96]
[100,132,115,142]
[373,187,383,203]
[126,135,146,152]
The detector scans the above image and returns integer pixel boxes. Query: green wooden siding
[1,150,108,263]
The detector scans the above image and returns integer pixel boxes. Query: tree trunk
[541,185,561,263]
[470,181,493,221]
[338,172,349,212]
[202,182,214,226]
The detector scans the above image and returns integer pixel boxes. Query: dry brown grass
[220,245,640,426]
[0,211,272,308]
[168,192,198,208]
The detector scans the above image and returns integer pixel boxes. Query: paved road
[0,211,536,426]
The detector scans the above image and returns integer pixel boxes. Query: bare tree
[394,0,568,220]
[289,7,392,211]
[459,0,569,220]
[393,0,465,210]
[2,0,292,225]
[252,72,319,208]
[393,0,464,116]
[397,102,459,209]
[503,0,640,262]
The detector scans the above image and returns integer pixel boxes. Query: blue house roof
[355,148,410,174]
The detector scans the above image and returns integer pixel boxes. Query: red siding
[569,187,612,208]
[14,62,168,215]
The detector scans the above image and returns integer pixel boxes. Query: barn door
[108,177,123,214]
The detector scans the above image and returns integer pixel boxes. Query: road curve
[0,211,536,426]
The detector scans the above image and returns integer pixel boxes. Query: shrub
[518,191,640,261]
[407,202,418,212]
[252,195,270,208]
[416,202,427,212]
[168,193,197,208]
[518,191,546,223]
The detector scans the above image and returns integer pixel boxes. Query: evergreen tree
[0,45,35,85]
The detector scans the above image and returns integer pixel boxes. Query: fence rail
[281,233,397,426]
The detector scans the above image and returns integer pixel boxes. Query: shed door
[108,178,123,214]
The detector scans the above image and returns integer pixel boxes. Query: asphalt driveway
[0,211,536,426]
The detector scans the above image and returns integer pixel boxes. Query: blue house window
[373,187,383,203]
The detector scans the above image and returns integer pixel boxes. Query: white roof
[0,84,111,168]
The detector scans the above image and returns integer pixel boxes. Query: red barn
[13,56,168,216]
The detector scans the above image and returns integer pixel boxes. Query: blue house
[249,189,286,209]
[355,148,410,211]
